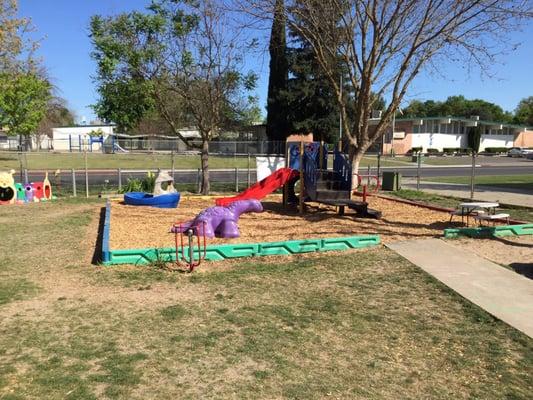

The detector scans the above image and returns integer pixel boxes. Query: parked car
[526,152,533,160]
[507,147,533,157]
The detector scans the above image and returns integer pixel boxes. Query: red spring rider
[174,221,207,272]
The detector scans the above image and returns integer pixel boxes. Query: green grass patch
[0,279,40,306]
[0,152,254,170]
[388,189,533,222]
[430,174,533,193]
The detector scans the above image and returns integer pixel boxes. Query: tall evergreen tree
[266,0,288,141]
[283,35,340,143]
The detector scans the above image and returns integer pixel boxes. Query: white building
[52,125,115,151]
[381,116,532,154]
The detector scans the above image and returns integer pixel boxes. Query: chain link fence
[1,146,511,199]
[0,137,288,155]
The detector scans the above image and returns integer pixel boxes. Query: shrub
[120,172,156,193]
[483,147,508,154]
[443,147,460,154]
[426,148,440,154]
[409,147,422,154]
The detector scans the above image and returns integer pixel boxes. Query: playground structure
[69,134,103,153]
[103,138,389,270]
[105,136,528,271]
[123,170,181,209]
[0,170,53,205]
[68,134,129,153]
[216,140,382,218]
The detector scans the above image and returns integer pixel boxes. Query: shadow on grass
[91,206,106,265]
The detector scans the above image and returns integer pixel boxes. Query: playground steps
[310,169,382,219]
[314,169,351,200]
[319,199,381,219]
[315,189,350,201]
[316,179,345,190]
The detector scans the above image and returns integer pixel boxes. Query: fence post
[416,152,421,190]
[470,152,476,199]
[84,151,89,198]
[235,167,239,192]
[299,140,304,215]
[118,168,122,192]
[71,169,77,197]
[171,150,175,179]
[247,153,251,187]
[377,152,381,184]
[18,151,24,182]
[196,168,201,194]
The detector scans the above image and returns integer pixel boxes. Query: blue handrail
[333,148,352,190]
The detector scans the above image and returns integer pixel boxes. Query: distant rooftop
[395,116,531,130]
[55,123,116,128]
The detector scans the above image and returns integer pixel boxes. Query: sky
[18,0,533,124]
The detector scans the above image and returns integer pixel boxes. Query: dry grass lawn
[0,198,531,399]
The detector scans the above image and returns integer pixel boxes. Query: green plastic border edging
[104,236,380,266]
[444,223,533,239]
[102,199,111,263]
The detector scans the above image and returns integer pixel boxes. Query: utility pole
[339,74,343,143]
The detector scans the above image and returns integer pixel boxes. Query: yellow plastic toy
[0,170,16,205]
[43,171,52,200]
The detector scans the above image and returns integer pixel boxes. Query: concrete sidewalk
[387,238,533,338]
[402,180,533,208]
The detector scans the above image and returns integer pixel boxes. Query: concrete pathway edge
[386,238,533,339]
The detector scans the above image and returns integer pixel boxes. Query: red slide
[216,167,299,207]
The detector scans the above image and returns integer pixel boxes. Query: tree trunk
[200,139,210,195]
[349,146,365,191]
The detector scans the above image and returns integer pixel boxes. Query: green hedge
[484,147,508,153]
[442,147,461,154]
[426,148,440,154]
[408,147,423,154]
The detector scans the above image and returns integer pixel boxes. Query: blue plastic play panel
[124,192,180,208]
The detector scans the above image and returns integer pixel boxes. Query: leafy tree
[282,4,387,144]
[282,26,340,142]
[0,0,40,72]
[90,0,258,194]
[403,95,513,122]
[266,0,289,141]
[514,96,533,126]
[37,96,75,142]
[91,79,156,132]
[0,72,51,149]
